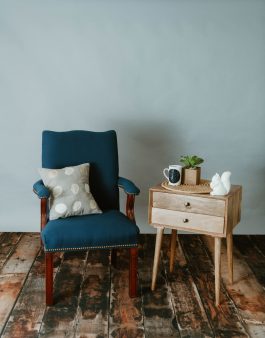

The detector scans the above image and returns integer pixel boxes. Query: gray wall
[0,0,264,233]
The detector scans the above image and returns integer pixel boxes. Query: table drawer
[152,192,225,217]
[151,207,225,235]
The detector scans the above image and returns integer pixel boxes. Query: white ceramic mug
[163,165,182,186]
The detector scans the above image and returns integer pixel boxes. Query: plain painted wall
[0,0,264,233]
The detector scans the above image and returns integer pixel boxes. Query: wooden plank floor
[0,233,265,338]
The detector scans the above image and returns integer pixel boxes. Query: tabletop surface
[149,182,242,201]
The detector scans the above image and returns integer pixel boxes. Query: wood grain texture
[151,207,224,235]
[149,183,242,310]
[45,253,53,306]
[0,234,40,336]
[0,233,23,270]
[235,236,265,288]
[150,184,242,238]
[214,237,221,306]
[233,236,265,338]
[182,167,201,185]
[1,250,62,338]
[0,274,25,334]
[169,229,177,273]
[202,236,265,336]
[129,247,138,298]
[226,232,233,284]
[148,189,153,224]
[139,235,179,338]
[151,227,164,291]
[226,187,242,234]
[162,235,214,337]
[252,235,265,256]
[41,198,48,231]
[179,235,248,337]
[109,249,144,338]
[126,194,136,222]
[153,191,225,216]
[2,249,63,338]
[1,234,39,274]
[150,183,241,199]
[39,251,87,337]
[1,249,45,338]
[111,249,117,268]
[74,250,110,338]
[0,233,264,338]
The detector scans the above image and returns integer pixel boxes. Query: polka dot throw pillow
[38,163,102,220]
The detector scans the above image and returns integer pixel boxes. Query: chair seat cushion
[41,210,139,252]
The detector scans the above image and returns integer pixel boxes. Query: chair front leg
[126,194,138,297]
[129,247,138,298]
[45,252,53,306]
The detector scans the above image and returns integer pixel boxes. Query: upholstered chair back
[42,130,119,210]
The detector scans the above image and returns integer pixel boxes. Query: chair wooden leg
[129,247,138,298]
[45,252,53,306]
[111,249,117,268]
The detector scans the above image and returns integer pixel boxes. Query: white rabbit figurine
[210,171,231,196]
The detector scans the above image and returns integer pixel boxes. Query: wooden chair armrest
[41,198,49,231]
[126,194,136,222]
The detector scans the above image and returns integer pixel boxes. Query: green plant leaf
[179,154,204,168]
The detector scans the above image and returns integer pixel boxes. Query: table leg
[151,227,164,291]
[170,229,177,273]
[227,232,233,284]
[215,237,221,306]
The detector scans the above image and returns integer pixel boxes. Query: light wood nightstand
[148,183,242,306]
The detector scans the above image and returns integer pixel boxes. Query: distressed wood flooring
[0,233,265,338]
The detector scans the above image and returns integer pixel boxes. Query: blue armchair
[33,130,140,305]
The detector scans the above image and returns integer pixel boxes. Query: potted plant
[180,155,204,185]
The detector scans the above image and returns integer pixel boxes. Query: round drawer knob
[183,218,189,223]
[184,202,190,207]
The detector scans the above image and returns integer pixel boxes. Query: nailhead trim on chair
[44,243,138,252]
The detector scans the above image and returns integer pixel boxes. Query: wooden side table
[148,183,242,306]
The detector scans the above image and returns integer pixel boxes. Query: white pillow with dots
[38,163,102,220]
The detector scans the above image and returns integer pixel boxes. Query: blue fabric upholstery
[36,130,140,253]
[42,130,119,211]
[33,180,50,199]
[41,210,139,252]
[118,177,140,195]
